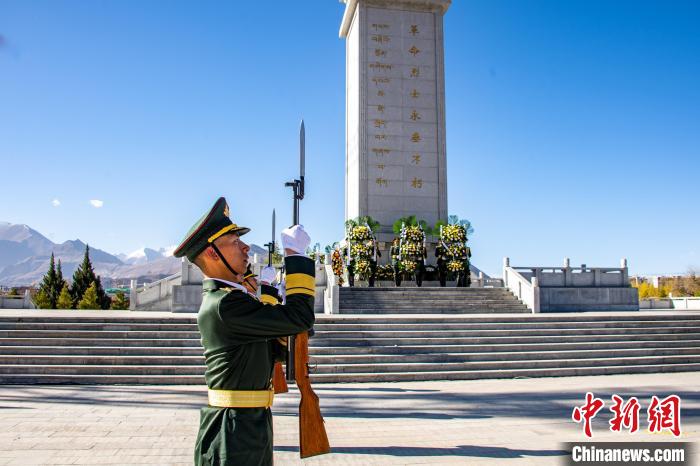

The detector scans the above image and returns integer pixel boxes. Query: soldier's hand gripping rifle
[265,210,288,394]
[284,120,330,458]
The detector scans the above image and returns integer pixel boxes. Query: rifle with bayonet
[265,209,288,394]
[284,120,330,458]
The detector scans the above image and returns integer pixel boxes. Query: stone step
[337,308,532,314]
[3,325,695,342]
[311,354,700,374]
[308,332,700,347]
[313,314,700,323]
[309,339,700,355]
[0,323,199,331]
[0,374,205,384]
[313,320,700,331]
[308,363,700,383]
[0,338,201,347]
[0,364,205,376]
[338,302,529,307]
[6,319,696,333]
[340,290,517,293]
[338,295,524,301]
[2,363,699,384]
[310,326,700,339]
[339,287,515,293]
[0,346,204,356]
[343,293,523,296]
[0,330,201,339]
[0,355,205,365]
[4,339,698,358]
[340,301,528,314]
[1,313,695,325]
[0,316,197,324]
[3,348,696,368]
[310,347,700,365]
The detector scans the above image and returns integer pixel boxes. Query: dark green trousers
[195,406,273,466]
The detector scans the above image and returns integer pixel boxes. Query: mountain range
[0,222,267,287]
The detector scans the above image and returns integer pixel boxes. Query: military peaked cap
[173,197,250,262]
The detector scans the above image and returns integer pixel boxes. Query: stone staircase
[0,315,203,384]
[0,312,699,384]
[338,287,530,313]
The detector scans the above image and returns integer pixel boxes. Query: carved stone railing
[503,257,637,312]
[503,258,540,313]
[508,258,629,288]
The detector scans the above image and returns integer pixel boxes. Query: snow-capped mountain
[0,222,268,286]
[118,247,175,265]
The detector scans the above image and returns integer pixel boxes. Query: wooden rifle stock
[272,361,288,394]
[294,331,330,458]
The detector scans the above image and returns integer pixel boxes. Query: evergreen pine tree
[33,289,52,309]
[56,260,67,295]
[71,245,111,309]
[77,282,100,309]
[110,291,129,310]
[37,253,59,308]
[56,283,73,309]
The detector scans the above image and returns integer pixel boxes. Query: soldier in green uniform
[435,242,448,287]
[457,245,472,288]
[415,242,427,288]
[389,237,401,287]
[173,197,315,466]
[367,235,382,288]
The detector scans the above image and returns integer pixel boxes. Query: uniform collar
[202,277,247,293]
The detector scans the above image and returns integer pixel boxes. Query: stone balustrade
[503,257,638,312]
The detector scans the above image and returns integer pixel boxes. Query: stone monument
[340,0,451,252]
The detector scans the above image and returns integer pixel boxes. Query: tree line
[634,271,700,299]
[33,245,129,310]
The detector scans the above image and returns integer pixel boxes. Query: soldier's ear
[203,246,220,262]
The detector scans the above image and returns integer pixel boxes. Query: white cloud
[51,199,61,207]
[89,199,104,208]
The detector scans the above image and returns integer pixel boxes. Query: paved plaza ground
[0,372,697,465]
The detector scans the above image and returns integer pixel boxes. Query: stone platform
[0,372,697,465]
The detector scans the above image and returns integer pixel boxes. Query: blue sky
[0,0,698,276]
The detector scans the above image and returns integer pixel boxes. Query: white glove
[280,225,310,256]
[276,280,286,304]
[260,266,277,285]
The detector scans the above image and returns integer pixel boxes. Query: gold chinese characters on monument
[371,148,391,156]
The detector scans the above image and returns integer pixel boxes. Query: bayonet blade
[300,119,305,178]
